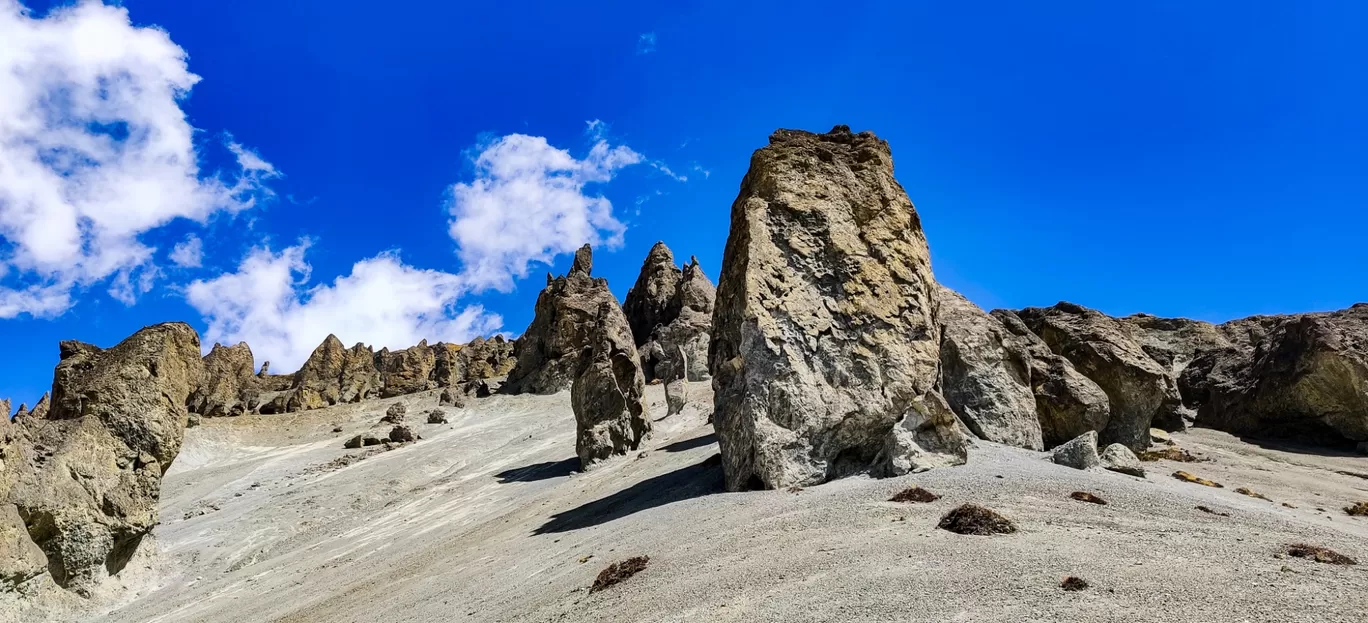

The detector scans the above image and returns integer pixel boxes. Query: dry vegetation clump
[1345,502,1368,516]
[1195,505,1230,517]
[1235,487,1271,501]
[1172,471,1223,488]
[590,556,651,592]
[938,504,1016,536]
[1069,491,1107,505]
[889,486,940,503]
[1060,576,1089,591]
[1285,544,1357,565]
[1138,447,1202,462]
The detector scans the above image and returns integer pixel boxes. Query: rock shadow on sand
[496,458,580,483]
[660,432,717,453]
[534,454,724,534]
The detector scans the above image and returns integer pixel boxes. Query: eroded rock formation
[623,241,682,346]
[709,125,966,491]
[571,301,650,469]
[625,243,718,385]
[187,342,259,417]
[4,323,203,596]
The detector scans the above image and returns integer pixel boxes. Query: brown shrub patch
[1172,471,1223,488]
[1285,544,1357,565]
[1345,502,1368,517]
[590,556,650,592]
[938,504,1016,536]
[1194,505,1230,517]
[1060,576,1089,591]
[890,486,940,503]
[1138,447,1201,462]
[1069,491,1107,505]
[1235,487,1270,501]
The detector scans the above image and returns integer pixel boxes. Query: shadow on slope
[660,432,717,453]
[534,454,724,534]
[496,458,580,483]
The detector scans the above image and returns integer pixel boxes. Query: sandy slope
[15,383,1368,623]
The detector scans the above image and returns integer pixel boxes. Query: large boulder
[5,323,203,596]
[934,285,1043,450]
[375,340,437,397]
[1184,305,1368,444]
[503,245,626,395]
[187,342,259,417]
[571,301,651,469]
[991,309,1112,448]
[623,241,683,346]
[1016,303,1184,450]
[708,125,966,491]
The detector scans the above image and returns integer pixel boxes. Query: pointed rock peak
[571,244,593,276]
[258,361,272,376]
[14,403,28,419]
[417,339,429,348]
[0,398,9,421]
[646,241,674,264]
[58,339,101,361]
[318,334,344,351]
[32,392,50,417]
[546,272,554,286]
[688,255,700,269]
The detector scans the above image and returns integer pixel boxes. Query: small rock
[1060,576,1089,591]
[331,426,343,433]
[889,486,940,503]
[187,414,202,428]
[1285,543,1357,565]
[386,402,407,418]
[1051,431,1100,470]
[438,388,465,408]
[388,425,416,443]
[590,556,650,593]
[1149,428,1173,446]
[1070,491,1108,505]
[343,435,383,449]
[1100,443,1146,477]
[426,409,449,424]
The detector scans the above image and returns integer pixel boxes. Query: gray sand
[9,383,1367,623]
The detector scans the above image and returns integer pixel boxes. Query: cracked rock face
[503,245,629,395]
[4,323,203,596]
[708,125,966,491]
[570,300,651,470]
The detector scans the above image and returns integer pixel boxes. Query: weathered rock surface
[1181,305,1368,445]
[388,425,417,443]
[570,301,651,470]
[426,409,448,424]
[375,341,437,397]
[187,342,259,417]
[1017,303,1184,449]
[708,125,966,491]
[623,242,683,346]
[4,323,203,596]
[935,285,1043,450]
[1051,431,1101,470]
[1100,443,1145,477]
[664,377,688,417]
[27,393,48,420]
[504,245,628,395]
[991,309,1113,449]
[284,336,380,412]
[438,388,465,408]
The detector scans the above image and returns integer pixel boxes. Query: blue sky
[1,0,1364,407]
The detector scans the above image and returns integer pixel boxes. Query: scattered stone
[1173,471,1223,488]
[1149,428,1174,445]
[343,435,384,449]
[388,426,417,443]
[570,297,651,470]
[590,555,650,593]
[187,414,202,428]
[938,504,1017,536]
[331,426,344,433]
[1235,487,1271,502]
[438,388,465,408]
[1137,447,1201,463]
[1051,431,1100,470]
[426,410,449,424]
[386,402,407,418]
[664,377,687,417]
[709,126,965,490]
[1070,492,1108,505]
[889,486,940,503]
[465,379,493,398]
[1060,576,1089,591]
[1282,502,1297,509]
[1285,543,1357,565]
[1345,502,1368,516]
[1195,505,1230,517]
[1099,443,1146,477]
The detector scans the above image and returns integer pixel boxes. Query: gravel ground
[8,383,1367,623]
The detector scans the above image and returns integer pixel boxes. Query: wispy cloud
[637,32,656,54]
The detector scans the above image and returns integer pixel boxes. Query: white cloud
[637,32,656,54]
[446,127,644,292]
[0,0,277,318]
[187,243,502,373]
[170,235,204,268]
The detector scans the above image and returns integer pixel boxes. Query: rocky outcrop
[375,340,437,397]
[709,126,966,491]
[1050,431,1100,470]
[1181,305,1368,445]
[5,323,203,596]
[27,393,48,420]
[570,301,650,469]
[1017,303,1184,450]
[623,242,682,346]
[935,285,1043,450]
[187,342,259,417]
[283,336,380,412]
[991,309,1112,449]
[503,245,628,395]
